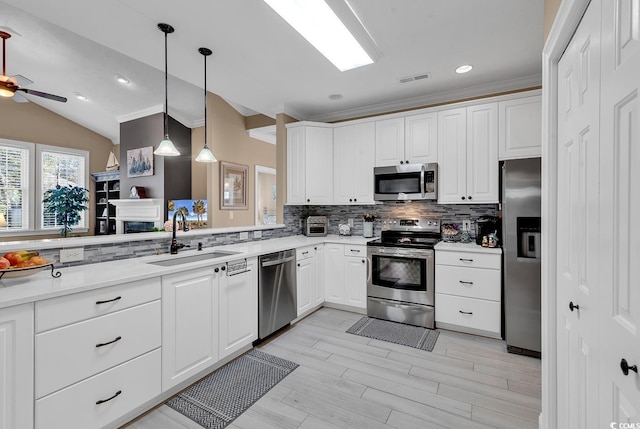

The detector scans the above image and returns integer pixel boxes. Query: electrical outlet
[254,230,262,239]
[239,231,249,240]
[60,247,84,263]
[229,211,234,219]
[462,220,471,231]
[348,218,354,227]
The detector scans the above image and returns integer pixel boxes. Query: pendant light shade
[195,47,217,163]
[154,23,180,157]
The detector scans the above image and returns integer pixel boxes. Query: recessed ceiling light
[115,74,130,84]
[74,92,88,101]
[329,94,343,100]
[455,65,473,74]
[263,0,373,72]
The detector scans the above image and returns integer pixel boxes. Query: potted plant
[362,213,376,238]
[43,185,89,237]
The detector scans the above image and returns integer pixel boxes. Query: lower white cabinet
[296,246,324,316]
[162,267,219,391]
[0,303,34,429]
[219,258,258,360]
[435,245,502,338]
[324,243,367,310]
[312,244,324,307]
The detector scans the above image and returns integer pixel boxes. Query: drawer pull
[459,310,473,315]
[96,336,122,348]
[351,249,361,253]
[459,280,474,285]
[302,251,309,255]
[96,390,122,405]
[459,258,474,263]
[95,296,122,305]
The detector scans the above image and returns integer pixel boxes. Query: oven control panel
[381,218,440,232]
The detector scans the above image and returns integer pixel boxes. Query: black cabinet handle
[459,258,474,262]
[620,358,638,376]
[314,247,317,250]
[302,251,309,255]
[221,266,226,271]
[461,196,466,200]
[96,336,122,348]
[459,280,474,285]
[405,160,409,164]
[569,302,580,312]
[297,263,301,267]
[468,196,472,200]
[349,199,353,202]
[96,296,121,305]
[351,249,361,253]
[214,267,219,273]
[400,161,404,165]
[459,310,473,315]
[354,198,357,202]
[362,259,365,263]
[96,390,122,405]
[307,199,310,202]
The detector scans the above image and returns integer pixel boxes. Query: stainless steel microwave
[373,163,438,201]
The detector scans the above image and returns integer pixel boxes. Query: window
[0,139,89,234]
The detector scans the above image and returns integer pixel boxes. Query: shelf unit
[91,171,120,235]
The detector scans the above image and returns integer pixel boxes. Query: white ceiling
[0,0,543,144]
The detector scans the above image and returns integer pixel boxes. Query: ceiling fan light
[154,136,180,156]
[0,88,13,97]
[195,145,217,162]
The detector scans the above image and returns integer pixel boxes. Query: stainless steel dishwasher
[258,249,297,340]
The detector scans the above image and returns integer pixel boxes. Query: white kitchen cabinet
[0,303,33,429]
[286,124,333,205]
[405,112,438,164]
[333,123,376,204]
[498,94,542,160]
[219,258,257,360]
[344,253,367,309]
[312,244,325,307]
[296,246,315,316]
[437,103,499,204]
[324,243,345,304]
[323,243,367,311]
[162,267,218,391]
[375,117,405,166]
[435,246,502,338]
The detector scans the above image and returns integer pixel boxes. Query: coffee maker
[476,216,500,245]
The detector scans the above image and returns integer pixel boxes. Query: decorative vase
[363,221,373,238]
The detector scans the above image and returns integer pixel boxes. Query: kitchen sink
[147,251,239,267]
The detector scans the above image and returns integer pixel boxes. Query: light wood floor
[123,308,541,429]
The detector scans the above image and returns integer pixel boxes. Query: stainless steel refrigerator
[502,158,541,357]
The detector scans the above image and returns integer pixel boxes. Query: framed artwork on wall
[127,146,154,177]
[220,161,248,210]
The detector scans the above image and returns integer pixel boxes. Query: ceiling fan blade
[17,88,67,103]
[12,92,29,103]
[10,74,33,87]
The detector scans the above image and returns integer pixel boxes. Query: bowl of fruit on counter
[0,251,61,280]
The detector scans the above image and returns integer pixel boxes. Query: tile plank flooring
[123,308,541,429]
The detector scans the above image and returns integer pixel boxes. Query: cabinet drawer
[36,277,161,332]
[35,349,161,429]
[36,300,161,399]
[435,265,501,301]
[435,250,500,270]
[344,245,366,257]
[296,246,316,261]
[435,293,501,335]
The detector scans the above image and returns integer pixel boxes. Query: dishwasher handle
[260,255,296,268]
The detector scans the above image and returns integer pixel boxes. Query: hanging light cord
[203,50,207,148]
[163,28,169,138]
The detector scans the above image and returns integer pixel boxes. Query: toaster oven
[303,216,327,236]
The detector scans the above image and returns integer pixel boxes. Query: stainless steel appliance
[303,215,328,237]
[502,158,542,356]
[373,163,438,201]
[366,218,440,328]
[258,249,297,340]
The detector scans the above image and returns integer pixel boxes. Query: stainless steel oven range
[367,218,440,329]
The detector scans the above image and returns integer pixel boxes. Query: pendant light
[195,47,217,162]
[154,23,180,157]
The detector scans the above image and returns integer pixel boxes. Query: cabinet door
[466,103,499,203]
[333,125,357,204]
[305,127,334,204]
[219,258,258,359]
[324,243,345,304]
[344,256,367,309]
[296,257,314,316]
[313,245,325,306]
[405,112,438,164]
[375,118,405,166]
[287,127,306,204]
[0,304,33,429]
[437,108,467,203]
[498,95,542,160]
[162,268,218,391]
[352,123,376,204]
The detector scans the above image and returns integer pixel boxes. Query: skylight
[263,0,373,71]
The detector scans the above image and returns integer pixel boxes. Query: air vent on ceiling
[397,72,432,84]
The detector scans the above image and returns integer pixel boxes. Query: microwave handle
[420,166,425,198]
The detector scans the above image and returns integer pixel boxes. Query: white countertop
[0,234,375,309]
[434,241,503,254]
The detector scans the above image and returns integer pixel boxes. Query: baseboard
[435,321,502,339]
[322,302,367,314]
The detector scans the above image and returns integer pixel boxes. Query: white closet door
[598,0,640,425]
[556,0,602,426]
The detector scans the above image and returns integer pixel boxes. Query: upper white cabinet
[333,123,376,204]
[375,114,438,167]
[287,124,333,205]
[0,304,34,429]
[438,103,499,204]
[498,95,542,159]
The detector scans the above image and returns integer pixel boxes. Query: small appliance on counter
[338,223,351,236]
[476,216,500,246]
[303,216,328,237]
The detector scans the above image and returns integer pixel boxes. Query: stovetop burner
[368,218,441,249]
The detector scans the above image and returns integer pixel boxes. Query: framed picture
[127,146,154,177]
[220,161,248,210]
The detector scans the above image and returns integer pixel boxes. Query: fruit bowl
[0,262,61,280]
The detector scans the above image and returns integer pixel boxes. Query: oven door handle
[420,166,426,198]
[366,257,372,283]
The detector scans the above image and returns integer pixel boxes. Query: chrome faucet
[170,211,190,254]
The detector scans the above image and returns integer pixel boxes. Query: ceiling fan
[0,30,67,103]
